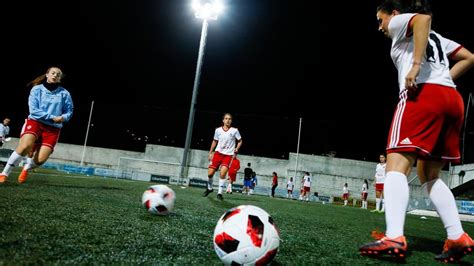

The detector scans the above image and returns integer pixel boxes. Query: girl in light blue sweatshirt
[0,66,73,184]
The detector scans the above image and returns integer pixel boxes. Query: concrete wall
[2,138,459,200]
[450,164,474,188]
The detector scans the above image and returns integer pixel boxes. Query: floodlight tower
[179,0,224,184]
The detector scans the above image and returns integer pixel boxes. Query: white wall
[3,138,460,200]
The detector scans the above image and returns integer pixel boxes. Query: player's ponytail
[26,74,46,88]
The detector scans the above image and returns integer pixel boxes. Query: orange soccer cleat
[435,232,474,263]
[359,235,407,259]
[0,174,7,183]
[18,170,29,184]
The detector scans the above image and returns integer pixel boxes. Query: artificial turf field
[1,168,474,265]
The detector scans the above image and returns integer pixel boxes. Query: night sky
[1,0,473,162]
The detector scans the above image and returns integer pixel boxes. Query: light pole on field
[179,0,224,185]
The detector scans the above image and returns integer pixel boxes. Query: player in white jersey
[286,177,294,199]
[360,1,474,261]
[372,154,386,213]
[342,183,349,206]
[301,172,312,201]
[203,113,242,200]
[361,179,369,209]
[0,118,11,147]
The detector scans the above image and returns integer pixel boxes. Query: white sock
[427,178,464,240]
[381,199,385,212]
[23,158,38,171]
[2,151,24,176]
[376,198,381,211]
[218,179,225,194]
[384,171,409,239]
[207,177,213,190]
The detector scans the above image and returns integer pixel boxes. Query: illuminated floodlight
[192,0,224,20]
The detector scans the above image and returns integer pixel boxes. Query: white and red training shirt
[388,13,462,92]
[375,163,386,184]
[214,127,242,156]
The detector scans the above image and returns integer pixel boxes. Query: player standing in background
[270,172,278,198]
[203,113,243,200]
[301,172,311,201]
[298,175,305,200]
[361,179,369,209]
[250,171,257,194]
[286,177,294,199]
[243,163,253,195]
[342,183,349,206]
[360,0,474,261]
[372,154,386,213]
[226,156,240,194]
[0,117,11,147]
[0,67,73,184]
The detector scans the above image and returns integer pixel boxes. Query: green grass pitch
[1,168,473,264]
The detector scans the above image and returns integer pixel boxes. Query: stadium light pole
[179,0,224,185]
[293,118,302,182]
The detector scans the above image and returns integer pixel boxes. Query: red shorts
[209,151,232,170]
[343,193,349,200]
[303,186,310,192]
[21,119,61,151]
[361,192,368,200]
[376,183,384,192]
[228,171,237,182]
[287,189,293,193]
[387,84,464,163]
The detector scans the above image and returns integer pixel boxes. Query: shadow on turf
[408,235,473,265]
[206,196,237,209]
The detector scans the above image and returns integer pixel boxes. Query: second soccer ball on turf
[141,184,176,215]
[213,205,280,265]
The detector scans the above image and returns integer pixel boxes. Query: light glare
[192,0,224,20]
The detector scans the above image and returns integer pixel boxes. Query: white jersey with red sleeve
[388,13,461,91]
[375,163,386,184]
[214,127,242,156]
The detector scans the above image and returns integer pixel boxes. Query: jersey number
[426,33,446,65]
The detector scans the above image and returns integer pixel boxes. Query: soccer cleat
[217,193,224,200]
[359,235,407,259]
[435,233,474,263]
[0,174,7,183]
[18,170,29,184]
[202,189,213,197]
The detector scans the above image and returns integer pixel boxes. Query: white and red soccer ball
[141,184,176,215]
[213,205,280,265]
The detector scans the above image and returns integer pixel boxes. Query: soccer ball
[141,184,176,215]
[213,205,280,265]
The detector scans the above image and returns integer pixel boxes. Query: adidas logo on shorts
[400,138,412,145]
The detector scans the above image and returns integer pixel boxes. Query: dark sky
[1,0,473,162]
